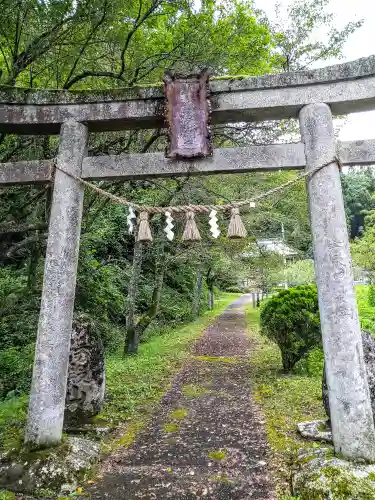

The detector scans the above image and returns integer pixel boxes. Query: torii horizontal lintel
[0,56,375,134]
[1,139,375,186]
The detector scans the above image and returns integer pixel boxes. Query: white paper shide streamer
[127,206,136,234]
[209,210,220,238]
[164,211,174,241]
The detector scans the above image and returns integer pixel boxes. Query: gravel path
[89,295,276,499]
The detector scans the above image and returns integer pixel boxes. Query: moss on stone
[296,465,375,499]
[208,449,227,461]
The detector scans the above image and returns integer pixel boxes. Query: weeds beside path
[246,306,327,498]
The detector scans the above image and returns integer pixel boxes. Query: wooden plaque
[164,71,212,159]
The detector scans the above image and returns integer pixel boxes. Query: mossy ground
[182,383,210,397]
[208,449,227,461]
[193,355,237,363]
[246,306,327,498]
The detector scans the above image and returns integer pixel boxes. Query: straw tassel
[227,207,247,239]
[137,211,153,242]
[182,211,201,241]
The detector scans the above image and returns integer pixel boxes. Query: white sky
[254,0,375,141]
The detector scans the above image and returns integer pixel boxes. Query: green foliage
[342,169,375,238]
[0,491,16,500]
[368,284,375,308]
[352,203,375,284]
[293,347,324,377]
[0,344,34,398]
[356,285,375,334]
[260,285,321,372]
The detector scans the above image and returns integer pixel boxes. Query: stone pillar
[25,120,88,446]
[299,103,375,461]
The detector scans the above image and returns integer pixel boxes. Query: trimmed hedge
[260,285,321,372]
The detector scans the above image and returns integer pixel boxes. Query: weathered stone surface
[25,121,88,447]
[323,330,375,425]
[299,103,375,461]
[81,139,375,181]
[2,139,375,187]
[297,420,333,443]
[64,320,105,425]
[0,437,99,493]
[1,55,375,133]
[0,160,52,185]
[292,448,375,499]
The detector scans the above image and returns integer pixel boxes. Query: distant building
[241,238,299,291]
[242,238,299,263]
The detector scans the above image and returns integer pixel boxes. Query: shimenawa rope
[52,156,342,215]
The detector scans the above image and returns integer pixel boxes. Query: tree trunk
[27,238,39,289]
[191,268,203,319]
[210,286,214,310]
[134,245,165,347]
[206,267,215,311]
[124,236,144,356]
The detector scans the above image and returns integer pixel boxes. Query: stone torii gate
[2,56,375,460]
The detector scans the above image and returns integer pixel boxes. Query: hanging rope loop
[52,156,341,216]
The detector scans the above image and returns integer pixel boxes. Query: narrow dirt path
[89,295,276,499]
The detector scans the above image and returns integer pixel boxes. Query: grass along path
[246,306,327,499]
[97,292,242,453]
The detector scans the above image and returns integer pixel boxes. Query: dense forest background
[1,0,374,399]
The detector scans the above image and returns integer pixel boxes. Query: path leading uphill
[89,295,276,499]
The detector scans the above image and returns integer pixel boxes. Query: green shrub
[294,347,324,377]
[368,284,375,307]
[260,285,321,372]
